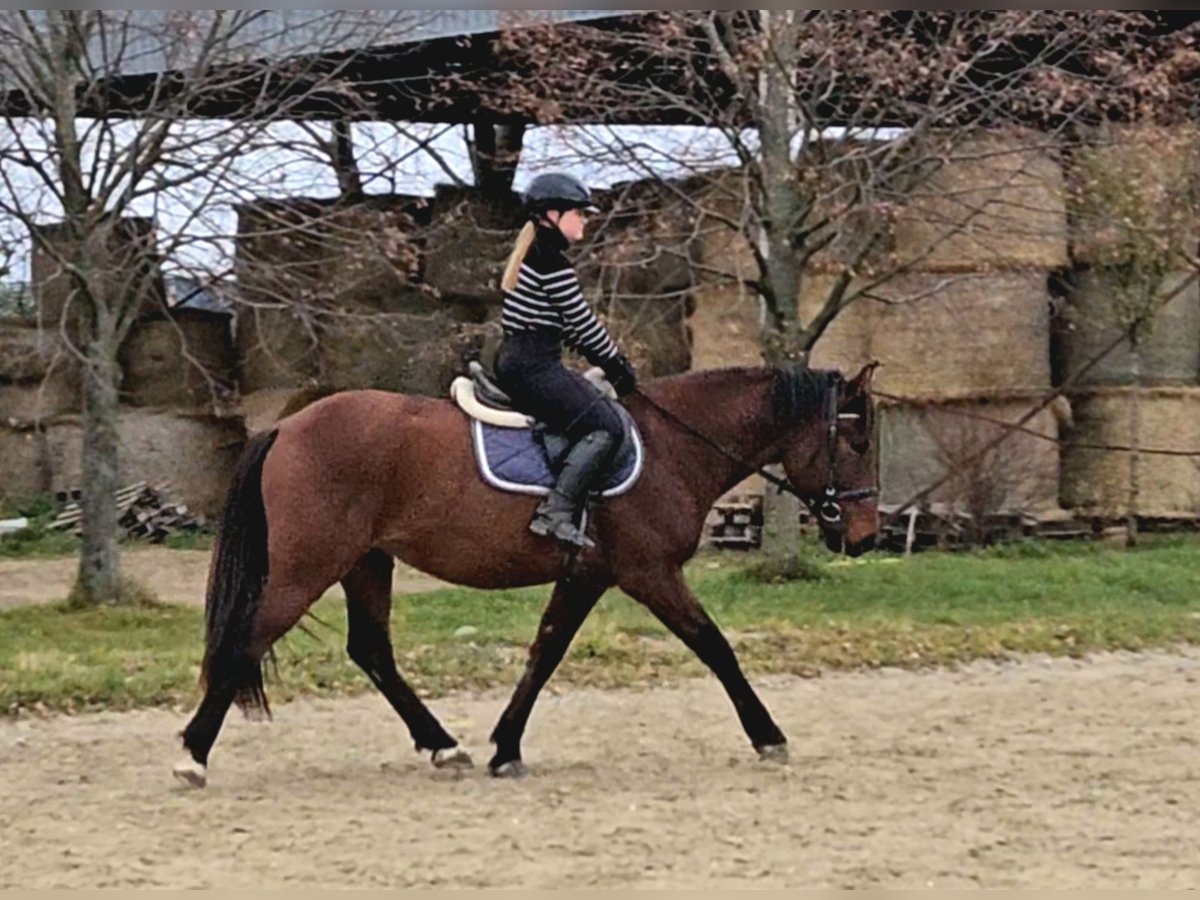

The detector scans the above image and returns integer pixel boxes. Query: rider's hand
[604,354,638,398]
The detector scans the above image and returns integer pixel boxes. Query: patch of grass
[0,524,80,559]
[3,536,1200,715]
[64,574,162,611]
[0,492,77,559]
[161,529,216,552]
[743,547,835,584]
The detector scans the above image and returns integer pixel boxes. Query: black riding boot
[529,430,617,549]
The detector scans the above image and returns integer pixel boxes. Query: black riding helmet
[522,172,599,219]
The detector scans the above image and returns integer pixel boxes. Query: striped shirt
[501,228,619,365]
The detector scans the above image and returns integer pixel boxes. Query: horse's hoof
[431,746,474,770]
[489,759,529,779]
[172,757,208,788]
[757,743,789,764]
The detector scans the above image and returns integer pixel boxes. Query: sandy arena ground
[1,648,1198,888]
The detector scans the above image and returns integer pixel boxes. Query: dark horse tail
[200,428,279,717]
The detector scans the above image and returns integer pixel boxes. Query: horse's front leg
[488,574,608,777]
[620,564,787,759]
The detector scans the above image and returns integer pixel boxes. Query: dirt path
[2,649,1198,888]
[0,548,446,609]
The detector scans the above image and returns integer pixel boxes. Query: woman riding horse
[494,172,638,550]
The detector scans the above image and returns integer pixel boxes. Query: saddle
[453,362,613,420]
[449,362,643,498]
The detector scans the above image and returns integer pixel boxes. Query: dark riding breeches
[494,331,624,444]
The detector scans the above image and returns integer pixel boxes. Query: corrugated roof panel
[0,10,630,89]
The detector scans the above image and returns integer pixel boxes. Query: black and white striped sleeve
[541,267,620,364]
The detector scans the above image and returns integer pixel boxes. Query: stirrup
[529,512,595,549]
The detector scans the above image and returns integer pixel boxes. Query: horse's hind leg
[620,564,787,760]
[488,575,608,777]
[343,549,469,769]
[175,575,331,788]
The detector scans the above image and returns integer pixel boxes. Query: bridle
[811,374,877,529]
[633,373,877,530]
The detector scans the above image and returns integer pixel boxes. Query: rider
[494,172,638,549]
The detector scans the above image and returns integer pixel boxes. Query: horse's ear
[845,360,880,397]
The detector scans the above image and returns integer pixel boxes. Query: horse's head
[779,362,879,557]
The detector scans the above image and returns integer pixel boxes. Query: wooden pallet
[49,481,201,542]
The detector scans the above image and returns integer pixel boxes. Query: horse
[173,362,879,787]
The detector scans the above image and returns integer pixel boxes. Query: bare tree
[0,10,433,604]
[485,11,1200,550]
[494,11,1197,359]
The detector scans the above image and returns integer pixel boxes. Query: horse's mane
[769,363,835,428]
[650,363,834,428]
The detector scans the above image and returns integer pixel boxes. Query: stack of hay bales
[235,196,426,395]
[1057,125,1200,519]
[1,410,245,518]
[839,132,1068,517]
[234,192,507,431]
[0,217,249,516]
[689,133,1069,521]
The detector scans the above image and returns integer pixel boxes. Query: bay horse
[174,362,878,787]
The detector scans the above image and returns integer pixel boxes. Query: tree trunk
[1126,334,1141,548]
[72,306,123,606]
[759,478,808,558]
[470,122,525,201]
[755,11,805,366]
[330,119,364,202]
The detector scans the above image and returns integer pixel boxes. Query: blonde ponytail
[501,221,536,292]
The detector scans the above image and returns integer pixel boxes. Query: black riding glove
[603,354,638,398]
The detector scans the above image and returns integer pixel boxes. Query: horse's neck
[643,368,789,502]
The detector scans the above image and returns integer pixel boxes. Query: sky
[0,120,742,284]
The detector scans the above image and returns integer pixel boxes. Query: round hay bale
[583,180,697,299]
[689,285,764,370]
[119,310,236,408]
[798,274,876,374]
[237,387,317,435]
[1053,270,1199,387]
[1061,387,1200,518]
[0,380,80,423]
[29,217,165,326]
[688,168,753,282]
[0,426,48,505]
[1067,125,1200,268]
[890,131,1069,272]
[867,271,1052,400]
[601,295,691,378]
[235,304,321,393]
[694,218,757,285]
[316,312,461,394]
[400,321,499,396]
[0,322,81,419]
[584,232,694,300]
[691,133,1068,282]
[235,197,422,315]
[117,410,246,519]
[878,395,1061,514]
[0,321,69,383]
[421,192,520,305]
